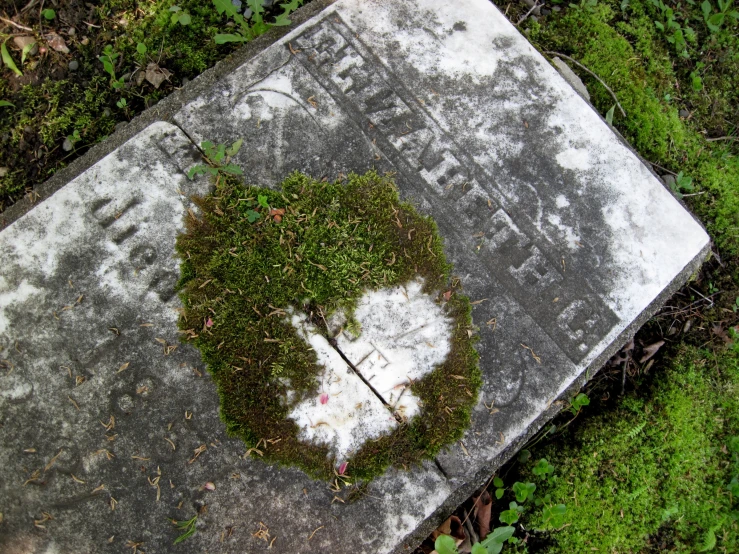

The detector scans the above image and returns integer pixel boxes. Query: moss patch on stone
[176,170,480,481]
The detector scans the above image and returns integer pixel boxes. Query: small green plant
[650,0,697,58]
[499,501,525,525]
[20,41,36,65]
[690,70,703,92]
[66,129,81,146]
[187,139,244,179]
[169,5,192,26]
[702,0,739,33]
[434,526,517,554]
[494,475,505,499]
[541,502,568,528]
[532,458,555,480]
[212,0,304,44]
[568,392,590,415]
[116,98,127,109]
[671,170,695,198]
[171,514,197,544]
[1,40,22,77]
[136,42,147,55]
[0,100,14,108]
[99,45,125,90]
[512,481,536,503]
[605,104,616,125]
[732,297,739,312]
[651,0,681,34]
[41,8,56,20]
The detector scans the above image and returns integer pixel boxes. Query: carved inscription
[91,195,176,302]
[292,17,619,362]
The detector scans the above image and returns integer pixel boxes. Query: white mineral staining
[336,279,453,419]
[0,277,42,335]
[555,194,570,208]
[286,279,453,460]
[288,311,398,462]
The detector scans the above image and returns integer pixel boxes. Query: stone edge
[392,240,712,553]
[0,0,337,230]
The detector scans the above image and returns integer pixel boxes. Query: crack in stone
[327,335,403,423]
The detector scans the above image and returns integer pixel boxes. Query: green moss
[519,345,739,552]
[176,170,480,481]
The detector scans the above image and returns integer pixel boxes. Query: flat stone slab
[0,0,709,552]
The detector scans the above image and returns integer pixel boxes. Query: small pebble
[679,109,689,118]
[243,8,253,17]
[81,37,89,46]
[68,27,76,36]
[553,5,562,11]
[68,60,79,71]
[231,0,242,7]
[541,8,551,15]
[62,138,73,152]
[103,108,112,117]
[0,167,8,178]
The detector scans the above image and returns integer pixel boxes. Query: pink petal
[338,462,348,475]
[203,482,215,491]
[319,393,329,405]
[206,318,213,328]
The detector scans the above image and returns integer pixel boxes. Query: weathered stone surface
[173,0,709,484]
[0,122,451,554]
[1,0,710,552]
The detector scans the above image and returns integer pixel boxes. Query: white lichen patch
[288,311,398,462]
[336,280,453,419]
[286,280,453,461]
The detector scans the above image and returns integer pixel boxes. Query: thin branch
[516,2,540,25]
[544,51,626,118]
[706,135,737,142]
[0,15,34,31]
[648,160,677,176]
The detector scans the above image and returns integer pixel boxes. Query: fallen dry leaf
[473,490,492,539]
[45,33,69,54]
[431,515,465,542]
[638,340,665,364]
[145,62,172,89]
[442,290,452,302]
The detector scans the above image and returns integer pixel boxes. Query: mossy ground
[175,170,480,482]
[0,0,302,212]
[508,345,739,553]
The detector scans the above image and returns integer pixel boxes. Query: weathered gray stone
[0,122,453,554]
[552,57,590,101]
[0,0,710,552]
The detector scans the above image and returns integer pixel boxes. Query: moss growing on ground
[176,170,480,481]
[518,345,739,552]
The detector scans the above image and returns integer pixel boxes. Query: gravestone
[0,0,709,553]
